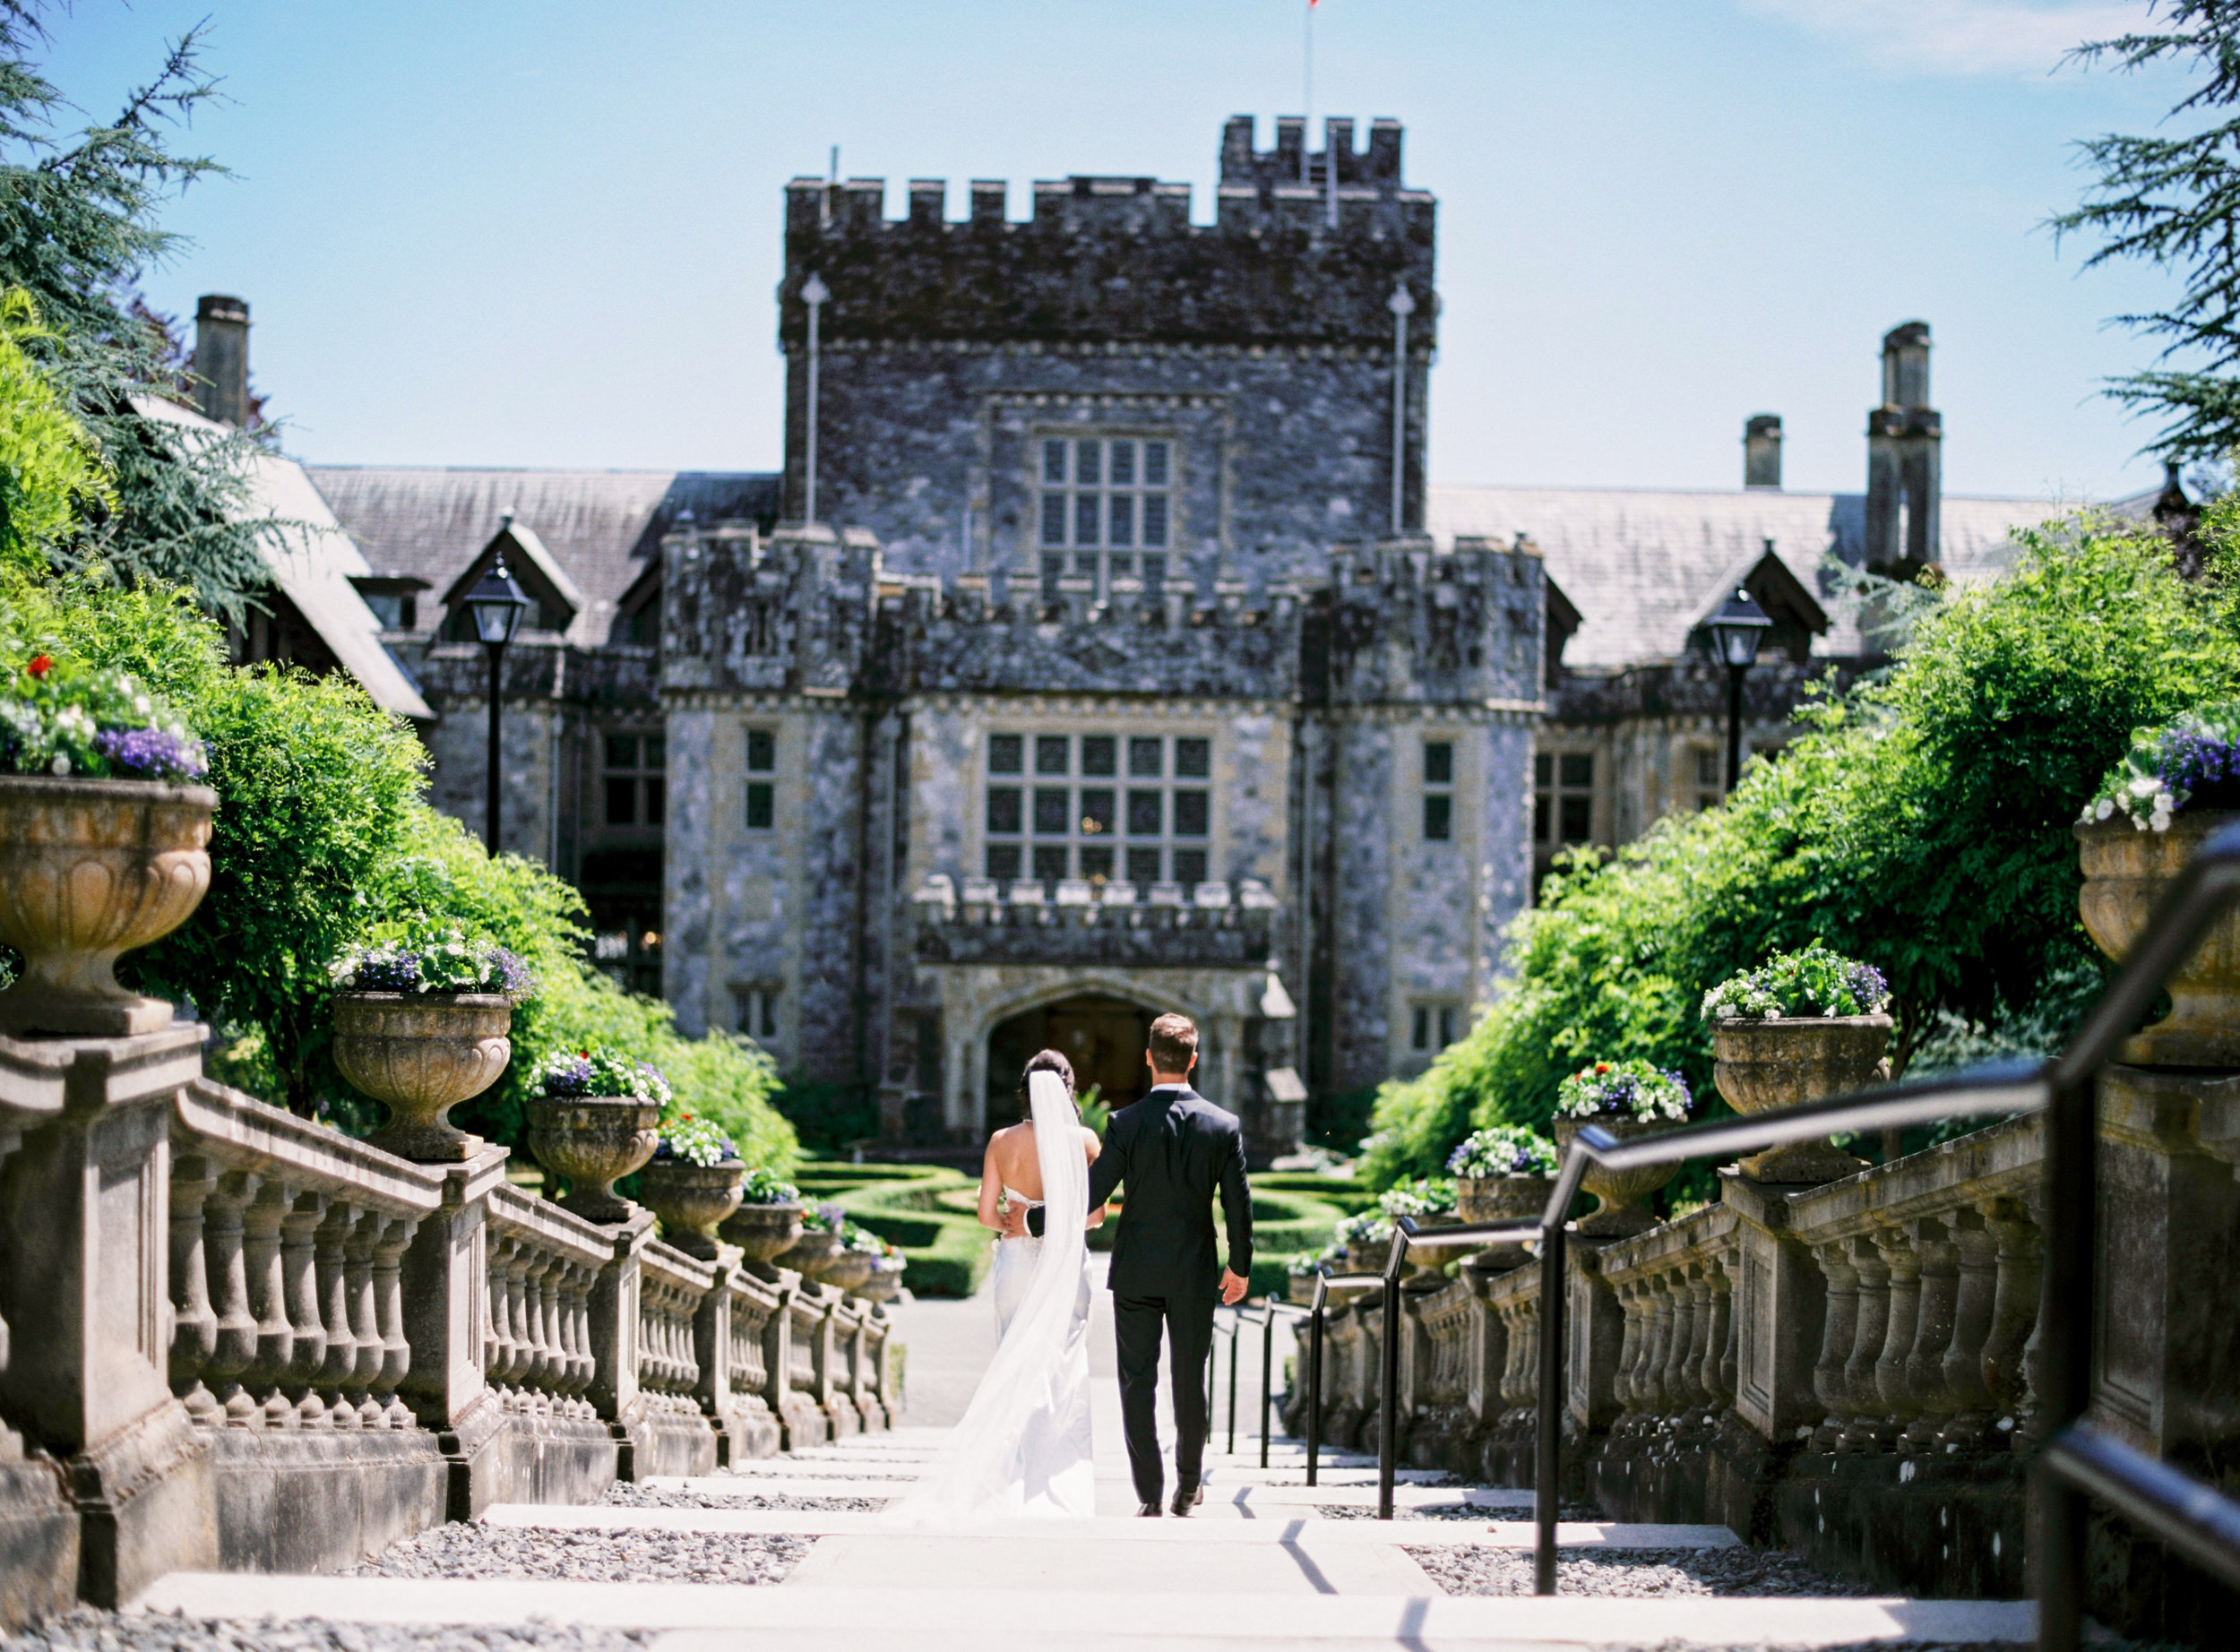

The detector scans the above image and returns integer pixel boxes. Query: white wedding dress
[883,1071,1095,1522]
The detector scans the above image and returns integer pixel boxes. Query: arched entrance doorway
[985,994,1156,1122]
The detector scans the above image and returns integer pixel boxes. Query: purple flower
[352,952,420,992]
[93,726,207,781]
[488,947,534,997]
[539,1054,596,1097]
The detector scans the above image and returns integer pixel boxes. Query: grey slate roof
[306,467,779,647]
[1426,484,2084,669]
[134,398,433,720]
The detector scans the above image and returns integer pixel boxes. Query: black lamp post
[463,556,531,855]
[1707,586,1772,791]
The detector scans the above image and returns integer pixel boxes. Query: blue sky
[40,0,2192,499]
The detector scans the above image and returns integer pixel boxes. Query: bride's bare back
[977,1119,1104,1229]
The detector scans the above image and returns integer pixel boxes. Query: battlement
[779,117,1434,351]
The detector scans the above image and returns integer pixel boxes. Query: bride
[883,1051,1103,1522]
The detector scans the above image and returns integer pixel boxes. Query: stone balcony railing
[911,873,1280,968]
[1286,1071,2237,1635]
[0,1027,899,1622]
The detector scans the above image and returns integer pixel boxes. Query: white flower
[2133,814,2151,830]
[1822,1002,1838,1017]
[48,754,67,776]
[133,696,151,716]
[2155,792,2175,813]
[1762,1006,1780,1020]
[2096,797,2115,822]
[2152,812,2172,833]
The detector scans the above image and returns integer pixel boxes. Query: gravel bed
[354,1523,813,1585]
[6,1613,653,1652]
[1314,1498,1598,1522]
[599,1484,891,1512]
[1406,1544,1877,1596]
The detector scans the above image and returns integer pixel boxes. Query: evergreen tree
[0,2,277,615]
[2055,2,2240,460]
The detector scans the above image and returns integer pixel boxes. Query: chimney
[1864,321,1941,580]
[1743,414,1782,489]
[192,294,251,428]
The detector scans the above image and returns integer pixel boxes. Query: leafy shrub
[1363,515,2240,1188]
[0,289,110,575]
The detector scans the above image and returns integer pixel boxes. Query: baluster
[1637,1274,1672,1420]
[504,1239,535,1400]
[1700,1250,1736,1410]
[1838,1234,1892,1451]
[1934,1208,1999,1450]
[1514,1296,1538,1422]
[518,1249,555,1412]
[1810,1242,1858,1452]
[1979,1197,2044,1447]
[315,1200,360,1427]
[346,1207,385,1425]
[537,1251,566,1409]
[483,1233,515,1400]
[243,1180,297,1427]
[167,1156,221,1424]
[1900,1217,1960,1452]
[374,1215,418,1428]
[281,1192,330,1427]
[569,1264,597,1415]
[1678,1261,1714,1415]
[206,1171,261,1427]
[1664,1264,1703,1416]
[1608,1281,1641,1414]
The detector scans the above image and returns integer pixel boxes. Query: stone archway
[985,993,1158,1123]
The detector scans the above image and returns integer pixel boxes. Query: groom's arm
[1024,1119,1124,1237]
[1219,1127,1253,1282]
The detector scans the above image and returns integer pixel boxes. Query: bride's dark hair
[1018,1048,1077,1118]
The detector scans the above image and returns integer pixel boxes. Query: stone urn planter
[1455,1174,1553,1269]
[781,1228,846,1281]
[719,1200,805,1272]
[332,994,513,1162]
[0,777,217,1037]
[1710,1014,1890,1184]
[1288,1271,1323,1304]
[2077,812,2240,1066]
[636,1157,745,1261]
[816,1247,877,1295]
[857,1263,903,1304]
[527,1097,662,1222]
[1552,1116,1683,1238]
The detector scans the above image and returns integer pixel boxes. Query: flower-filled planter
[1447,1126,1556,1269]
[1376,1178,1460,1286]
[717,1168,804,1275]
[818,1220,884,1295]
[1702,942,1891,1184]
[2077,706,2240,1066]
[856,1243,908,1304]
[329,930,535,1163]
[1551,1061,1691,1238]
[782,1201,851,1284]
[525,1048,670,1223]
[635,1111,745,1261]
[0,655,216,1037]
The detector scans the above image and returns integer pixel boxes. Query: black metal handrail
[1340,818,2240,1648]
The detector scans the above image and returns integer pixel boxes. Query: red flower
[1594,1063,1609,1073]
[25,655,50,678]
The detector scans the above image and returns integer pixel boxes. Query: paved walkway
[131,1261,2040,1649]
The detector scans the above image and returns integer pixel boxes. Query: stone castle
[187,116,2089,1159]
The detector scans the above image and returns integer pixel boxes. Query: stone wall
[1285,1080,2240,1642]
[0,1030,898,1623]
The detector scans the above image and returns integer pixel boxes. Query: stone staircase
[125,1418,2038,1650]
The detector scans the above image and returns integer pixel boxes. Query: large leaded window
[1037,435,1176,598]
[984,729,1211,891]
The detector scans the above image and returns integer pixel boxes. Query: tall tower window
[1037,435,1176,595]
[1423,738,1454,841]
[603,733,666,828]
[744,726,777,831]
[1533,751,1595,846]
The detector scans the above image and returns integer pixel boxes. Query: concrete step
[478,1502,1738,1551]
[131,1573,2037,1648]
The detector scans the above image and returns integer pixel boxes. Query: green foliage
[1307,1082,1379,1153]
[0,288,108,570]
[0,8,286,613]
[1701,942,1891,1022]
[2053,4,2240,460]
[804,1165,990,1298]
[738,1166,799,1204]
[771,1071,878,1155]
[1364,517,2240,1189]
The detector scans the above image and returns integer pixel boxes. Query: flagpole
[1303,0,1314,185]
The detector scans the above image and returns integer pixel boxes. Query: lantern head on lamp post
[1707,586,1772,792]
[463,555,531,855]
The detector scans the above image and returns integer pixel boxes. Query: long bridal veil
[883,1070,1095,1522]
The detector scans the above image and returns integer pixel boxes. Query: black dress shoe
[1136,1500,1163,1518]
[1169,1484,1203,1517]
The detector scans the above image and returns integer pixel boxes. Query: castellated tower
[778,115,1436,579]
[650,119,1539,1163]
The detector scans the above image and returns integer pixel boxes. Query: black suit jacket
[1063,1083,1253,1300]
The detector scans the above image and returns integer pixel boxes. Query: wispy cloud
[1745,0,2155,77]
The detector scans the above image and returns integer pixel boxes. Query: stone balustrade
[1284,1081,2233,1630]
[0,1028,902,1622]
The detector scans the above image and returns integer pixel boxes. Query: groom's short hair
[1147,1013,1198,1073]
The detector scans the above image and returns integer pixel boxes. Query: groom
[1011,1012,1251,1516]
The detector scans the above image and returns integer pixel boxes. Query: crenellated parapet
[780,116,1433,354]
[1314,535,1548,709]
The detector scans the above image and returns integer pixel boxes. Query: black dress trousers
[1112,1289,1217,1503]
